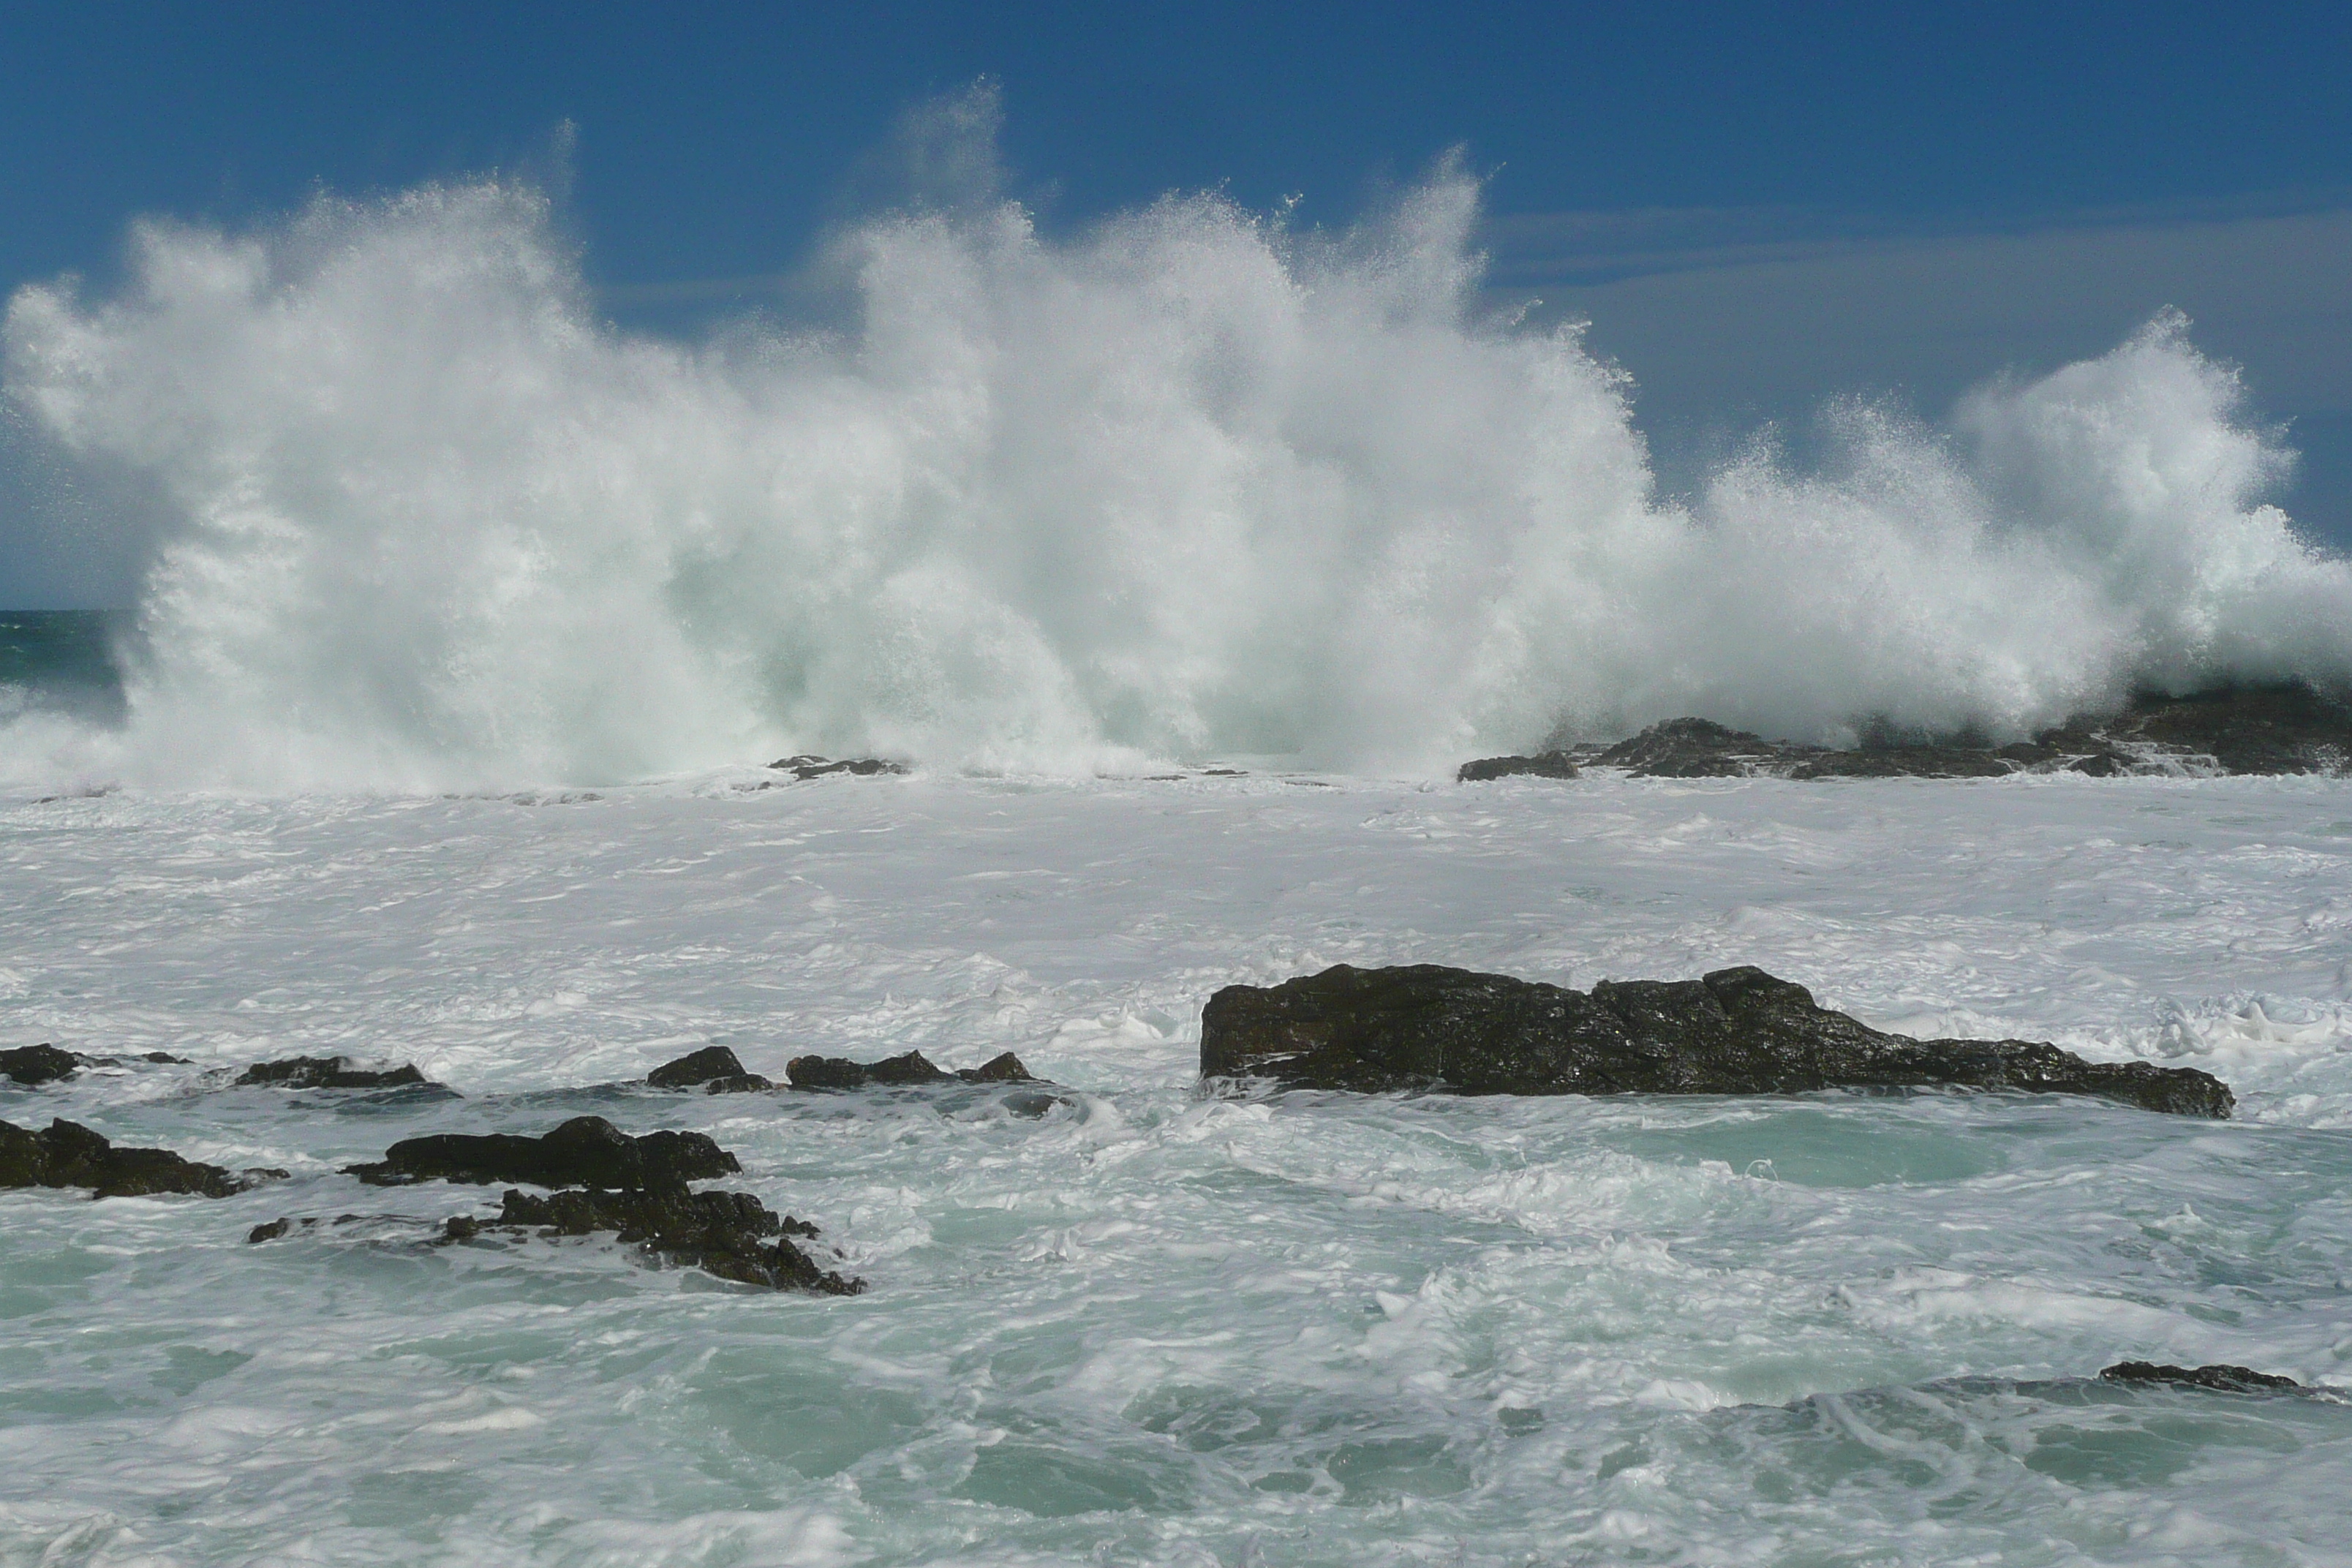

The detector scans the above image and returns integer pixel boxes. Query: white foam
[5,136,2348,788]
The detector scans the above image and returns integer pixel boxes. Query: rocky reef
[1458,683,2352,782]
[1201,963,2231,1117]
[442,1186,863,1294]
[1,1117,282,1198]
[235,1056,440,1091]
[2100,1361,2302,1393]
[766,755,911,781]
[1,1044,79,1087]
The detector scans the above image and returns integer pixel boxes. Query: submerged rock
[1,1117,281,1198]
[646,1046,772,1093]
[2100,1360,2301,1393]
[1200,964,2232,1117]
[236,1056,437,1090]
[457,1186,864,1294]
[785,1049,1034,1089]
[344,1115,739,1188]
[1,1044,79,1087]
[766,755,911,781]
[1456,751,1581,783]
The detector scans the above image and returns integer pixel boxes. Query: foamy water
[4,770,2351,1564]
[4,153,2349,791]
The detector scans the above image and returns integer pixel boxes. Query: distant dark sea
[0,610,128,723]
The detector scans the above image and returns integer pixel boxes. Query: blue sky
[3,0,2348,603]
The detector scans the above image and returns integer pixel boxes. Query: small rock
[236,1057,436,1090]
[1,1044,79,1087]
[785,1049,1035,1089]
[647,1046,772,1092]
[1,1117,276,1199]
[1201,963,2233,1117]
[1457,751,1581,783]
[2100,1360,2301,1393]
[248,1218,292,1243]
[766,755,911,781]
[344,1115,740,1188]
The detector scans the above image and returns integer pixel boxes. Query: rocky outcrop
[344,1115,739,1187]
[236,1056,438,1090]
[646,1046,772,1093]
[445,1186,863,1294]
[1473,683,2352,783]
[2100,1361,2301,1393]
[1,1117,281,1198]
[1200,964,2232,1117]
[767,755,911,781]
[2,1044,78,1087]
[1457,751,1580,783]
[784,1049,1034,1089]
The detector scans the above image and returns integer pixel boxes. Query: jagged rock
[766,755,911,781]
[344,1115,739,1188]
[1458,751,1582,783]
[248,1218,292,1243]
[467,1186,864,1294]
[235,1056,436,1090]
[1200,964,2233,1117]
[646,1046,772,1093]
[2100,1360,2301,1393]
[2078,685,2352,774]
[2,1044,78,1087]
[1,1117,280,1198]
[785,1049,1034,1089]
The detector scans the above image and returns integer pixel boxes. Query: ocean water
[0,612,124,728]
[4,769,2350,1566]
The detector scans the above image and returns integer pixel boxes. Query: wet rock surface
[2,1044,79,1086]
[1476,683,2352,782]
[2100,1360,2302,1393]
[1202,963,2233,1117]
[785,1049,1035,1089]
[448,1186,864,1294]
[344,1115,740,1187]
[1,1117,280,1198]
[645,1045,772,1092]
[1456,750,1581,783]
[766,754,911,781]
[236,1056,437,1090]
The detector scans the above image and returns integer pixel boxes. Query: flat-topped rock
[236,1056,438,1090]
[646,1045,772,1093]
[1456,751,1581,783]
[784,1049,1034,1090]
[1201,963,2231,1117]
[766,755,911,781]
[345,1115,739,1188]
[2,1117,281,1198]
[445,1186,864,1294]
[2100,1361,2301,1393]
[2,1044,78,1087]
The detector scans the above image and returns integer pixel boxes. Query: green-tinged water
[0,611,126,723]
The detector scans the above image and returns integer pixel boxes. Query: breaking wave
[5,144,2348,787]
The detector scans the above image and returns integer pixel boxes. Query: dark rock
[344,1115,740,1188]
[236,1056,434,1090]
[1200,964,2233,1118]
[785,1049,1035,1088]
[471,1185,863,1294]
[143,1052,192,1064]
[647,1046,771,1092]
[1,1117,276,1198]
[766,755,911,781]
[2100,1360,2301,1393]
[786,1049,950,1089]
[248,1218,291,1243]
[1,1044,78,1087]
[958,1051,1036,1083]
[1458,751,1581,783]
[1594,719,1792,777]
[2085,685,2352,775]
